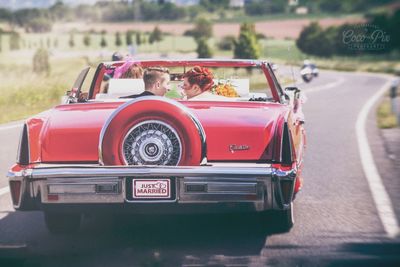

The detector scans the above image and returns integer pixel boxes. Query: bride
[181,66,228,101]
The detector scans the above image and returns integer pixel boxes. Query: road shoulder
[367,97,400,234]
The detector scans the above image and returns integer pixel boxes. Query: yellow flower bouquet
[212,81,239,97]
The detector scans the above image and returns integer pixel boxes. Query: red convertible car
[7,59,306,234]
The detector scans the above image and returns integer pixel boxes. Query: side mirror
[285,87,300,93]
[285,87,302,102]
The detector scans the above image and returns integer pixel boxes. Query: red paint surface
[27,101,288,163]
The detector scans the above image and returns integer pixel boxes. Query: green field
[0,56,91,123]
[0,33,197,54]
[377,98,399,128]
[260,39,400,74]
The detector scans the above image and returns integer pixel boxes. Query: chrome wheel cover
[122,120,182,165]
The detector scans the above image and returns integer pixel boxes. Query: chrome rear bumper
[8,164,296,213]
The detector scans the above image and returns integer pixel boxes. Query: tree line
[184,18,262,59]
[0,0,396,33]
[296,9,400,57]
[0,27,164,54]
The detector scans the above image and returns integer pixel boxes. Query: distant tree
[300,0,394,14]
[140,2,160,21]
[49,1,71,21]
[136,32,142,46]
[200,0,229,12]
[369,10,400,52]
[0,8,12,21]
[256,33,267,40]
[9,32,21,50]
[115,31,122,47]
[53,38,58,48]
[46,37,51,48]
[69,33,75,48]
[315,26,336,57]
[75,4,101,21]
[239,22,257,36]
[101,29,107,35]
[244,0,285,15]
[0,33,2,53]
[187,5,205,20]
[196,38,213,58]
[83,33,91,47]
[139,2,185,21]
[233,23,260,59]
[149,26,163,44]
[25,17,52,33]
[296,22,321,55]
[296,22,335,57]
[318,0,343,13]
[13,8,46,28]
[159,2,186,20]
[126,31,133,46]
[142,35,148,44]
[218,35,236,51]
[40,38,44,48]
[100,35,107,48]
[191,18,213,40]
[33,48,50,75]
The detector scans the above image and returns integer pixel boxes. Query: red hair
[183,66,214,92]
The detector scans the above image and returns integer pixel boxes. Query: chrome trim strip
[8,174,25,209]
[46,180,121,195]
[8,165,297,209]
[48,184,96,194]
[205,182,257,194]
[272,168,296,209]
[98,97,207,165]
[27,166,275,179]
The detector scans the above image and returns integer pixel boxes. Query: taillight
[281,123,293,165]
[17,124,30,165]
[9,180,22,206]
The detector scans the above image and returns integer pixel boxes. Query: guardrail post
[390,79,399,124]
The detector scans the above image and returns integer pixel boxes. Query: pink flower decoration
[113,58,138,78]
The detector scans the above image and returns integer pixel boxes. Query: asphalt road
[1,69,400,267]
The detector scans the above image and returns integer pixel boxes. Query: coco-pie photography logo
[342,24,390,51]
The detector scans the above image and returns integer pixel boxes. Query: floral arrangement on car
[212,80,239,97]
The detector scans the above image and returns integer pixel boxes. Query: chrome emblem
[229,144,250,153]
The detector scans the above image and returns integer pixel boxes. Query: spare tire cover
[99,97,206,166]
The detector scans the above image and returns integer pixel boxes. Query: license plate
[133,179,171,199]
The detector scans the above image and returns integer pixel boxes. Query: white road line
[356,78,400,238]
[304,77,345,93]
[0,186,10,196]
[305,73,400,238]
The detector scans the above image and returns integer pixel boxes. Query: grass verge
[377,98,399,129]
[261,39,400,74]
[0,57,89,124]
